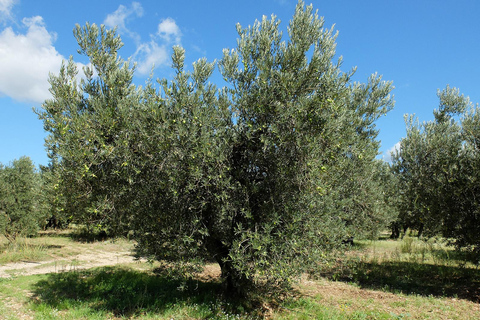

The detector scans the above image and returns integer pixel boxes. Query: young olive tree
[39,1,394,296]
[0,157,45,242]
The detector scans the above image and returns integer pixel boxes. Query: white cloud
[104,4,182,76]
[133,18,181,75]
[157,18,181,44]
[0,16,64,104]
[104,2,143,44]
[0,0,16,23]
[134,41,169,75]
[383,141,401,162]
[132,18,181,75]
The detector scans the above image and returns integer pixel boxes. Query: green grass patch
[275,296,409,320]
[321,236,480,303]
[30,266,258,319]
[351,260,480,301]
[1,232,479,319]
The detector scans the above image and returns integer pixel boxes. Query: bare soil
[0,231,146,278]
[0,251,144,278]
[0,249,143,278]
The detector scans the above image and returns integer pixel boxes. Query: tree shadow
[39,227,115,243]
[31,266,254,318]
[337,261,480,303]
[428,248,480,266]
[68,229,111,243]
[42,244,64,250]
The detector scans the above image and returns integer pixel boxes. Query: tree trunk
[390,223,400,239]
[417,222,424,238]
[217,258,249,297]
[206,236,249,298]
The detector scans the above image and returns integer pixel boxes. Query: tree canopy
[38,1,395,296]
[392,86,480,262]
[0,156,45,242]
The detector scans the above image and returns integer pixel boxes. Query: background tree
[40,161,69,229]
[0,157,45,242]
[392,86,480,262]
[37,23,141,235]
[38,1,394,296]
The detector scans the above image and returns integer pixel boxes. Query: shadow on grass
[68,229,112,243]
[39,227,115,243]
[31,266,254,318]
[337,261,480,303]
[428,248,480,266]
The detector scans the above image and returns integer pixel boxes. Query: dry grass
[0,229,134,263]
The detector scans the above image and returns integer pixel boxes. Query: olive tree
[39,1,394,296]
[0,157,45,242]
[393,86,480,261]
[38,22,142,235]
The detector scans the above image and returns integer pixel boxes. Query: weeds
[318,236,480,303]
[0,237,49,264]
[400,235,415,254]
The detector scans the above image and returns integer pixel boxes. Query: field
[0,230,479,319]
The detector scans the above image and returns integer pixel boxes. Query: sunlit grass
[0,237,50,264]
[1,230,479,319]
[275,285,479,320]
[356,235,479,268]
[318,234,480,305]
[0,229,135,265]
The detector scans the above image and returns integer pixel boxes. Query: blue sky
[1,0,479,167]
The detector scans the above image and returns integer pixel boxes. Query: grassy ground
[0,229,134,265]
[335,236,480,302]
[0,230,479,319]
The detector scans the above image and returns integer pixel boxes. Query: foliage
[0,156,46,242]
[37,1,394,296]
[39,161,70,230]
[37,22,141,236]
[392,86,480,262]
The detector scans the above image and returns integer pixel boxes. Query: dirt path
[0,249,145,278]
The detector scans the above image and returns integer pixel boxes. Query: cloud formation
[0,16,64,104]
[157,18,182,44]
[0,1,184,104]
[104,2,182,75]
[0,0,16,23]
[104,1,143,44]
[134,41,169,75]
[134,18,181,75]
